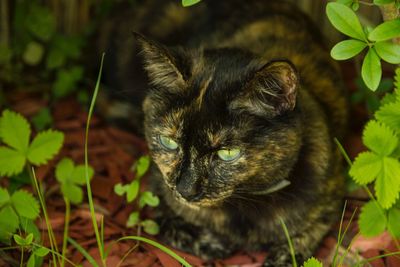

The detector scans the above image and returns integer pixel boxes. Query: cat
[98,0,348,266]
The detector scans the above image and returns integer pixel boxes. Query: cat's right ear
[133,32,186,90]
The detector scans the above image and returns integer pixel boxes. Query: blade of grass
[332,200,348,266]
[355,251,400,266]
[279,218,298,267]
[68,238,100,267]
[117,236,192,267]
[31,167,60,267]
[337,208,358,267]
[84,53,106,264]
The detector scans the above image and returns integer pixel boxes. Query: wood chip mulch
[1,87,399,267]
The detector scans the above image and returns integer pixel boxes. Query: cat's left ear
[133,32,186,90]
[231,60,299,117]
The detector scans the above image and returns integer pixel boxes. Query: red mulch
[1,62,399,266]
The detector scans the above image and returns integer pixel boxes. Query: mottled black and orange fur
[98,1,348,266]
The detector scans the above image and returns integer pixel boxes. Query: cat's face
[136,33,302,207]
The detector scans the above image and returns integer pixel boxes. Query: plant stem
[20,246,23,267]
[61,198,70,267]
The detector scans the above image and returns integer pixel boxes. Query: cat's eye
[159,135,179,150]
[217,148,241,161]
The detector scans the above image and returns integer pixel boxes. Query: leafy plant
[349,68,400,237]
[55,157,94,205]
[0,187,40,243]
[114,155,160,235]
[0,109,64,177]
[326,2,400,91]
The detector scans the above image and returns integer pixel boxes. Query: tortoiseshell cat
[98,0,348,265]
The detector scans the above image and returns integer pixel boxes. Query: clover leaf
[55,157,94,204]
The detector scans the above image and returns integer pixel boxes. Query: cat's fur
[99,1,348,265]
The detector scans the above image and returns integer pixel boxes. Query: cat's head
[135,33,303,208]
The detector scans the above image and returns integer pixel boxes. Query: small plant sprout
[114,155,160,235]
[55,157,94,205]
[0,109,64,177]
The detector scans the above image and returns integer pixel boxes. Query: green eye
[217,148,241,161]
[159,135,179,150]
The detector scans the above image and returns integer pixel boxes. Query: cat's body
[99,1,348,265]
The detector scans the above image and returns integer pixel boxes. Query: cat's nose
[176,177,202,202]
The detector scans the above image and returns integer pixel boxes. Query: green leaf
[388,207,400,237]
[31,108,53,131]
[126,211,139,228]
[351,1,360,10]
[349,152,382,184]
[330,39,367,60]
[182,0,201,7]
[374,41,400,64]
[369,19,400,41]
[46,48,66,70]
[20,217,41,242]
[55,158,74,183]
[302,257,323,267]
[13,233,33,246]
[13,234,26,246]
[27,254,35,267]
[375,157,400,208]
[0,109,31,152]
[359,200,387,237]
[34,247,50,257]
[373,0,394,4]
[326,3,366,40]
[53,67,84,98]
[27,130,64,165]
[0,147,26,176]
[25,233,34,244]
[11,190,40,219]
[23,42,45,66]
[376,102,400,133]
[126,180,140,202]
[71,165,94,185]
[61,183,83,204]
[361,48,382,91]
[0,205,19,240]
[380,91,398,106]
[135,155,151,179]
[139,191,160,208]
[114,183,127,196]
[363,120,398,156]
[0,187,10,206]
[141,219,160,235]
[26,5,55,41]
